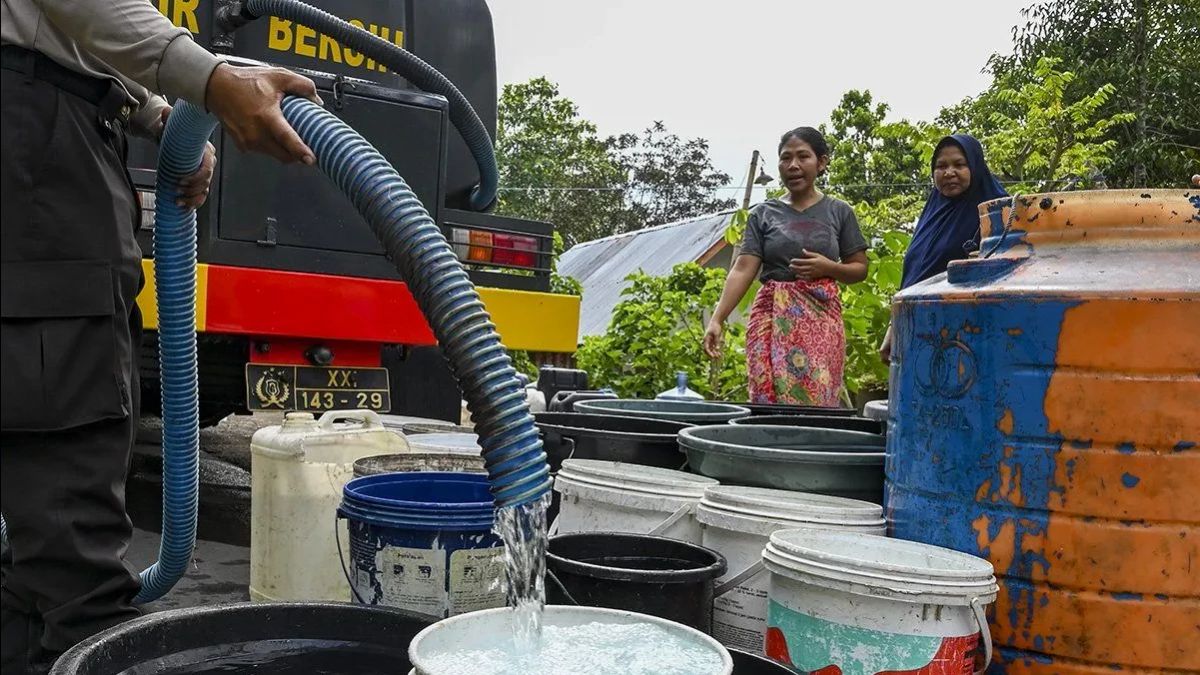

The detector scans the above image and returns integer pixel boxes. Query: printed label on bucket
[375,546,447,617]
[449,547,505,615]
[713,581,770,654]
[766,600,981,675]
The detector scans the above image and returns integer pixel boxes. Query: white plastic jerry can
[249,409,410,602]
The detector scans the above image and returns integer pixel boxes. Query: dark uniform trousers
[1,47,145,674]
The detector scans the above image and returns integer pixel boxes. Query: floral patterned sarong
[746,278,844,406]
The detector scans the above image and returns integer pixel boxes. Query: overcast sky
[489,0,1034,204]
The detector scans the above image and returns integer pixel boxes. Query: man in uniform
[1,1,322,672]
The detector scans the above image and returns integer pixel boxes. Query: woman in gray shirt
[703,127,869,406]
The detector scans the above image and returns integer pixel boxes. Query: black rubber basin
[535,412,692,472]
[711,401,857,417]
[546,532,726,633]
[730,414,883,435]
[51,602,430,674]
[731,649,794,673]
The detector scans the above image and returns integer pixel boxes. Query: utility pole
[742,150,761,210]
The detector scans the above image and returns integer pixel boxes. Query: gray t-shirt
[739,197,868,282]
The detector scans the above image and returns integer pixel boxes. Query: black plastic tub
[730,414,883,435]
[712,401,857,417]
[535,412,692,472]
[731,649,794,674]
[51,602,431,675]
[574,399,750,424]
[545,532,727,633]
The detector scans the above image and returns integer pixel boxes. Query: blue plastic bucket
[339,472,505,620]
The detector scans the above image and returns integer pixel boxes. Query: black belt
[1,44,132,129]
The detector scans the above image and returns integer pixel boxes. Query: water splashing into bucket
[495,493,550,649]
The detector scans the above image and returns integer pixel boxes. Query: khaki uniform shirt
[1,0,222,137]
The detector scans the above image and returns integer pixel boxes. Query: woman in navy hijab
[879,134,1006,362]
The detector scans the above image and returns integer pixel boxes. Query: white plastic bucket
[696,486,885,655]
[407,432,482,455]
[552,459,718,543]
[763,529,997,675]
[407,606,733,675]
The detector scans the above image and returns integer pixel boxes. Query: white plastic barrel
[697,487,885,655]
[763,529,997,674]
[250,410,410,602]
[552,459,718,543]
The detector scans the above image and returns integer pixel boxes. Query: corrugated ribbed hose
[279,96,550,507]
[136,102,215,603]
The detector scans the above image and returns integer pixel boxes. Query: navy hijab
[900,134,1007,288]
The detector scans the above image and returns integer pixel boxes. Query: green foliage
[840,222,911,395]
[849,194,926,239]
[820,90,947,204]
[496,79,735,246]
[610,122,737,229]
[576,264,747,400]
[508,349,539,380]
[979,57,1138,191]
[495,78,628,247]
[989,0,1200,187]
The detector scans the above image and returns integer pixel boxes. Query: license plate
[246,364,391,413]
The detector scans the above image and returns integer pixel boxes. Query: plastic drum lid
[698,486,884,529]
[556,459,718,499]
[763,528,998,605]
[862,400,888,423]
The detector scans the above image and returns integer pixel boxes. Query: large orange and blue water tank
[886,190,1199,673]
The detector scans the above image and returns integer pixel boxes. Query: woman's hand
[879,324,894,364]
[789,249,835,281]
[703,319,724,359]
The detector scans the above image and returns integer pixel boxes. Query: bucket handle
[547,516,560,537]
[647,503,692,536]
[539,431,576,480]
[334,513,370,605]
[552,436,577,476]
[970,596,993,674]
[714,561,765,598]
[545,568,580,606]
[318,409,385,430]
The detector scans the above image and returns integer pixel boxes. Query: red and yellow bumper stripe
[137,261,580,353]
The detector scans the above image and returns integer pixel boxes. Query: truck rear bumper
[137,261,580,353]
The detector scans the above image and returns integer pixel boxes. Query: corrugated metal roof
[558,210,735,341]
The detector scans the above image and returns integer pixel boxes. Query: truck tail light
[451,228,538,269]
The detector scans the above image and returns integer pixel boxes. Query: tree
[981,57,1136,191]
[495,78,628,246]
[609,122,736,229]
[576,264,747,400]
[987,0,1200,187]
[820,90,944,205]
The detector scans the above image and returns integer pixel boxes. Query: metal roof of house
[558,210,735,341]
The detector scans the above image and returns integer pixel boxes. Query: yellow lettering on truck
[157,0,199,34]
[266,18,404,73]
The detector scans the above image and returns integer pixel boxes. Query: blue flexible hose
[135,102,217,603]
[135,89,542,601]
[280,96,550,508]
